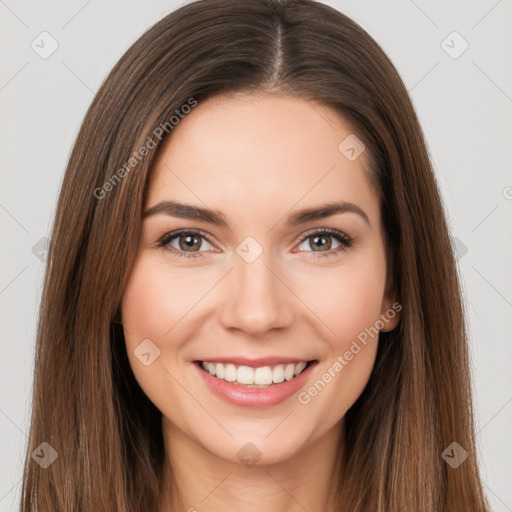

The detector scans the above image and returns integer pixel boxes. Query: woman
[20,0,492,510]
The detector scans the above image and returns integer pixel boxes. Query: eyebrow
[143,200,371,228]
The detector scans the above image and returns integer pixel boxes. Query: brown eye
[176,233,203,252]
[304,234,334,251]
[295,228,353,258]
[158,230,214,259]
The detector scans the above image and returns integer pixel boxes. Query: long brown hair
[20,0,491,510]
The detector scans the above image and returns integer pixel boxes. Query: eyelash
[157,228,354,260]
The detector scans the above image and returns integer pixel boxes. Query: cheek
[121,257,200,345]
[120,258,185,394]
[121,255,218,394]
[122,268,162,344]
[295,251,387,348]
[120,258,197,417]
[292,252,386,416]
[331,271,384,345]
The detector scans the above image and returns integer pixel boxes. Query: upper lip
[195,357,316,368]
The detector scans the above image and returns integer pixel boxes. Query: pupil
[181,234,200,251]
[313,235,331,251]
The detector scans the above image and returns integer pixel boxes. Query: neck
[158,417,345,512]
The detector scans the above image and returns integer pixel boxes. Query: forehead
[145,93,380,230]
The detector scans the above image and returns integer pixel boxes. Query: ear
[379,272,402,332]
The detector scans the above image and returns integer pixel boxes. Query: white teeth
[284,363,295,381]
[272,364,285,384]
[294,361,307,376]
[200,360,310,386]
[224,364,237,382]
[215,363,225,379]
[237,365,254,385]
[254,366,273,385]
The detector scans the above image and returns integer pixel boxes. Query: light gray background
[1,0,511,510]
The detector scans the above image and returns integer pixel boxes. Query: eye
[158,229,214,259]
[157,227,354,260]
[294,228,354,259]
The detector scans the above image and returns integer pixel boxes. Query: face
[121,92,400,466]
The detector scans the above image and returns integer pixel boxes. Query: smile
[194,359,318,408]
[198,360,310,387]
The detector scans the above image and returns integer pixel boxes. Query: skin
[121,91,401,512]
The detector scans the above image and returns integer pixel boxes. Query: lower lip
[194,361,317,408]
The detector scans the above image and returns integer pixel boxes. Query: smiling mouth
[195,360,317,388]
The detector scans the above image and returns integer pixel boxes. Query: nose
[218,250,295,337]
